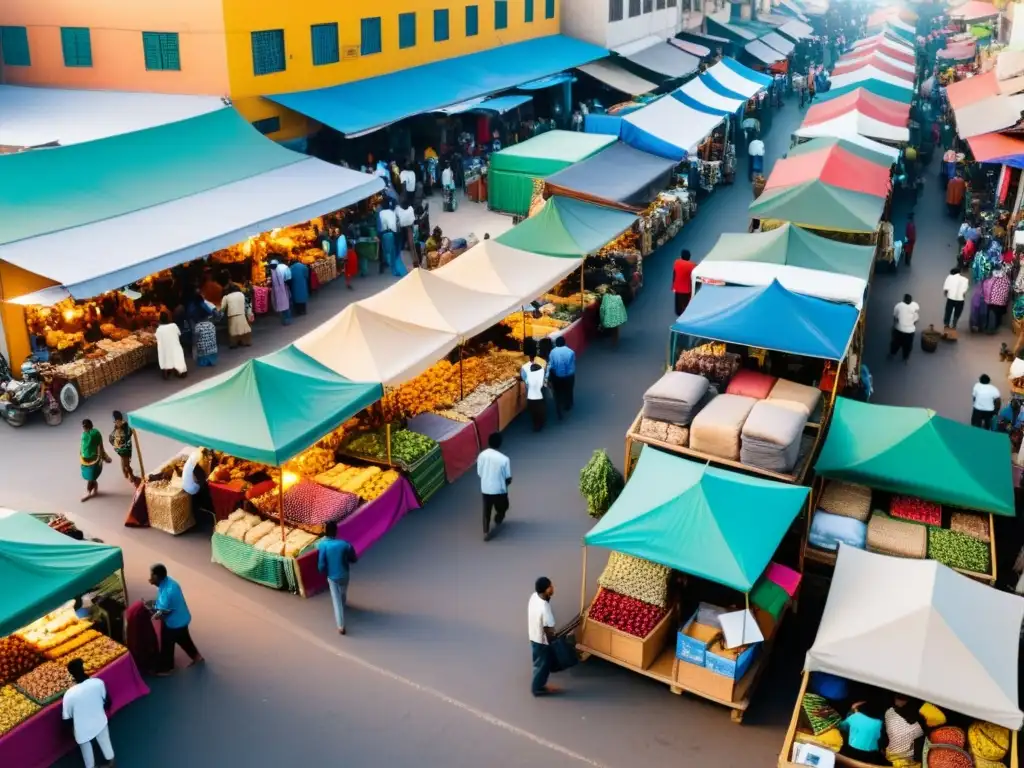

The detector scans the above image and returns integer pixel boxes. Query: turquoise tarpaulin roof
[0,510,124,637]
[266,36,608,136]
[671,280,860,360]
[495,195,637,257]
[129,346,382,466]
[584,449,809,591]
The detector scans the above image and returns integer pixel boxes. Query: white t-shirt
[748,139,765,157]
[378,209,398,232]
[525,366,545,400]
[973,382,1001,411]
[62,678,108,744]
[943,273,969,302]
[893,301,920,333]
[528,592,555,645]
[396,206,415,228]
[399,169,416,193]
[441,167,454,188]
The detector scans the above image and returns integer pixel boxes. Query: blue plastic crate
[705,643,758,680]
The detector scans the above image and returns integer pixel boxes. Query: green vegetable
[579,450,625,519]
[343,429,437,466]
[927,527,991,574]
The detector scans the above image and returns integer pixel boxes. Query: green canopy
[817,79,914,104]
[0,510,123,637]
[488,131,617,217]
[749,182,885,233]
[495,196,637,258]
[584,449,809,591]
[129,345,382,466]
[815,398,1016,517]
[788,136,899,168]
[701,222,874,280]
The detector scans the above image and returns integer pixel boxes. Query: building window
[142,32,181,71]
[399,13,416,49]
[609,0,624,21]
[628,0,641,17]
[0,26,30,66]
[252,117,281,134]
[643,0,653,11]
[545,0,556,18]
[656,0,666,7]
[667,0,677,6]
[465,5,479,35]
[525,0,534,22]
[310,23,339,65]
[60,27,92,68]
[495,0,508,29]
[434,9,450,41]
[361,17,382,55]
[251,30,285,75]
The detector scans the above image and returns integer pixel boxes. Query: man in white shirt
[524,361,547,432]
[62,659,114,768]
[528,577,559,696]
[378,202,398,271]
[399,164,416,198]
[748,135,765,181]
[942,266,970,333]
[477,432,511,541]
[889,293,920,362]
[971,374,1002,429]
[395,201,417,266]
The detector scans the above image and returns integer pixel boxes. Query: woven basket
[950,511,991,542]
[819,481,872,522]
[867,513,927,559]
[145,481,196,535]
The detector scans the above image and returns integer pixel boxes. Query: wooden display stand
[778,672,1020,767]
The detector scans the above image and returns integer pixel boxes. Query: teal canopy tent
[495,195,637,258]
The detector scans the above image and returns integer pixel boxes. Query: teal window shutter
[142,32,180,71]
[61,27,92,68]
[251,29,285,75]
[311,23,339,65]
[465,5,479,36]
[434,9,450,42]
[0,27,30,67]
[399,13,416,49]
[495,1,508,29]
[361,17,382,55]
[545,0,556,19]
[525,0,534,22]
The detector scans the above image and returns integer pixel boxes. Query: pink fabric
[252,285,270,314]
[559,316,589,356]
[765,562,802,598]
[725,369,778,399]
[472,401,500,453]
[0,654,149,768]
[296,476,420,597]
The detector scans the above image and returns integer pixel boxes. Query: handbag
[549,635,578,673]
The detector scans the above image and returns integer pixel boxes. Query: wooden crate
[579,590,676,670]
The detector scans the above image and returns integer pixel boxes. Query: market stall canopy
[703,57,774,98]
[832,57,915,82]
[436,94,533,115]
[995,50,1024,82]
[670,38,712,57]
[852,32,914,54]
[0,85,225,147]
[0,108,383,303]
[693,223,872,306]
[745,39,788,64]
[294,304,459,386]
[946,70,1000,110]
[495,196,637,258]
[762,32,796,56]
[543,143,678,207]
[968,132,1024,168]
[794,109,911,143]
[0,509,124,637]
[954,94,1024,138]
[673,280,858,359]
[937,41,979,63]
[621,95,725,161]
[815,398,1016,516]
[265,35,607,136]
[818,79,914,104]
[129,346,382,466]
[780,19,814,39]
[620,40,700,79]
[805,546,1024,731]
[840,42,916,65]
[829,65,916,91]
[788,135,899,165]
[584,449,809,592]
[750,180,886,232]
[674,74,748,115]
[577,60,658,96]
[951,0,1000,20]
[432,240,583,298]
[764,145,892,197]
[803,88,911,127]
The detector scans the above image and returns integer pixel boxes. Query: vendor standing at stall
[289,253,311,317]
[219,285,252,348]
[269,258,292,325]
[378,201,399,274]
[672,250,696,317]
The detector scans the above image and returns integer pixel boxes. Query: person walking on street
[108,411,138,486]
[477,433,511,542]
[62,658,115,768]
[219,284,252,348]
[317,522,358,635]
[148,564,203,675]
[269,258,292,325]
[903,212,916,267]
[971,374,1002,429]
[80,419,111,503]
[942,266,969,336]
[946,171,967,217]
[288,254,310,316]
[524,360,547,432]
[528,577,560,697]
[672,250,696,317]
[747,134,765,181]
[546,336,576,419]
[889,294,919,363]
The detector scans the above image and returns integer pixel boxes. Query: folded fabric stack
[740,401,807,473]
[725,369,777,399]
[642,371,713,425]
[809,510,868,551]
[689,394,757,460]
[767,378,822,417]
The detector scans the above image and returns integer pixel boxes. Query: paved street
[2,96,1006,768]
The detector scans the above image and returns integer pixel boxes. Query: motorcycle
[0,358,62,427]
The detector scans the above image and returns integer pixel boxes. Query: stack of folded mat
[689,394,757,460]
[766,378,822,417]
[642,371,714,425]
[808,481,872,552]
[740,401,807,473]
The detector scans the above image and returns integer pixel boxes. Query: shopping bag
[549,635,578,673]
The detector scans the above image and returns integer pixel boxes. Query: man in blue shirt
[477,433,512,542]
[149,564,203,675]
[317,522,358,635]
[545,336,576,419]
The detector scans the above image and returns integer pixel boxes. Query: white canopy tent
[622,95,724,156]
[794,110,910,143]
[693,262,867,307]
[780,20,815,39]
[432,240,581,299]
[795,131,901,160]
[805,547,1024,731]
[954,94,1024,138]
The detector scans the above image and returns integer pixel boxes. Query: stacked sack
[809,481,871,552]
[642,371,714,425]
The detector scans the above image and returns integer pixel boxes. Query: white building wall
[561,0,701,49]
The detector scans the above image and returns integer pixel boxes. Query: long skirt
[81,460,103,482]
[194,321,218,367]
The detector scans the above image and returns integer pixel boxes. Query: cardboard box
[580,590,677,670]
[675,612,720,665]
[705,640,759,680]
[674,655,743,702]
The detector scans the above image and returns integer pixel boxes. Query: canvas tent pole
[459,343,465,400]
[386,422,392,467]
[131,429,146,478]
[278,475,286,542]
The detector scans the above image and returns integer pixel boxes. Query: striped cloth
[211,533,291,591]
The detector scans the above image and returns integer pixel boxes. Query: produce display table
[496,382,526,431]
[211,532,299,592]
[407,413,480,483]
[471,401,500,450]
[296,476,420,597]
[0,653,149,768]
[555,316,589,356]
[208,480,247,520]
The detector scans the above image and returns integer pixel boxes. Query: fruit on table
[0,637,42,685]
[927,527,991,574]
[16,661,74,703]
[18,615,92,652]
[969,721,1010,762]
[43,629,101,660]
[0,685,40,736]
[597,552,669,609]
[890,495,942,526]
[587,589,667,638]
[57,636,127,675]
[359,469,400,502]
[344,429,438,466]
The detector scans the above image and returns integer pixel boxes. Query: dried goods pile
[215,511,320,557]
[0,637,42,685]
[0,685,40,736]
[56,636,128,675]
[314,464,400,501]
[341,429,439,469]
[890,496,942,526]
[449,380,518,419]
[502,310,569,342]
[587,589,667,638]
[927,527,991,574]
[597,552,669,608]
[15,661,75,705]
[42,629,101,660]
[17,610,92,654]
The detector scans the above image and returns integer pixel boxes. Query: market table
[296,476,420,596]
[0,653,149,768]
[407,413,480,483]
[471,401,500,451]
[558,314,590,356]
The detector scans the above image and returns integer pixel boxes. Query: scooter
[0,358,62,427]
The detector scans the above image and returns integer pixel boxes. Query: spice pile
[0,685,39,736]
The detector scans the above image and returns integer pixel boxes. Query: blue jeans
[531,641,551,695]
[381,231,396,269]
[280,307,292,326]
[328,578,349,629]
